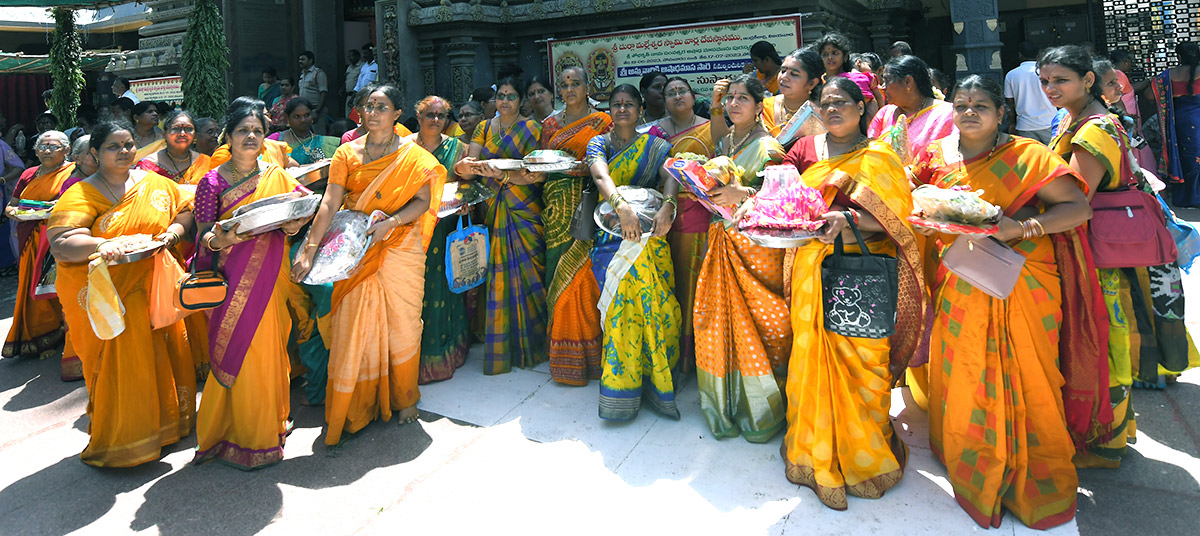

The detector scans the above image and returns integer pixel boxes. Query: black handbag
[820,212,898,339]
[570,179,599,241]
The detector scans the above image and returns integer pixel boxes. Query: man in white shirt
[1004,41,1056,144]
[354,45,378,92]
[298,51,328,131]
[344,49,363,116]
[111,77,139,104]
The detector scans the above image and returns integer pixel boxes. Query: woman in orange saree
[914,76,1096,529]
[694,75,791,442]
[540,66,613,384]
[48,121,197,467]
[4,131,79,379]
[783,78,927,511]
[193,103,310,469]
[647,77,712,374]
[292,85,445,446]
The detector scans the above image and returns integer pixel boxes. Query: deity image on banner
[588,47,616,100]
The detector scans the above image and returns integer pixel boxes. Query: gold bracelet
[609,192,624,208]
[1028,217,1045,237]
[204,233,220,251]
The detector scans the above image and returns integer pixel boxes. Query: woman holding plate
[48,121,196,467]
[693,74,790,443]
[912,74,1093,529]
[453,77,548,376]
[407,95,470,383]
[586,84,682,421]
[781,76,926,511]
[193,100,312,469]
[539,66,612,384]
[292,84,445,446]
[4,130,77,377]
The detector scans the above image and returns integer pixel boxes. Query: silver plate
[10,210,51,222]
[488,159,524,171]
[110,241,167,265]
[524,161,581,173]
[523,150,574,164]
[438,181,496,218]
[218,193,322,236]
[740,228,822,249]
[594,186,663,238]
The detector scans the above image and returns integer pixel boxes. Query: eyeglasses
[495,93,520,101]
[168,126,195,135]
[362,103,392,114]
[422,112,448,121]
[665,89,691,98]
[34,144,65,152]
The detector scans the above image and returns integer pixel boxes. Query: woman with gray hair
[67,135,97,181]
[3,129,80,379]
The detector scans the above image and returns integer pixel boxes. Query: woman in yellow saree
[208,98,297,171]
[783,77,927,511]
[647,77,712,374]
[693,74,790,442]
[136,111,212,186]
[193,103,311,469]
[1041,47,1200,468]
[587,85,682,420]
[48,121,197,467]
[540,66,613,384]
[915,75,1095,529]
[292,84,446,446]
[4,131,75,365]
[131,101,166,163]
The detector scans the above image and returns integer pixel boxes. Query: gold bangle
[1028,217,1045,237]
[204,233,219,251]
[609,192,624,208]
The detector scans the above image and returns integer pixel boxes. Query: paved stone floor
[1,215,1198,535]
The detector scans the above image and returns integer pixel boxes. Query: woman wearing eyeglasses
[407,96,470,383]
[293,84,446,445]
[456,102,484,147]
[538,66,612,384]
[693,74,791,443]
[137,110,212,185]
[48,121,197,467]
[4,131,77,378]
[453,77,548,376]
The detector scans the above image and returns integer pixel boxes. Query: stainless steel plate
[740,228,821,249]
[218,193,322,235]
[523,150,574,164]
[524,161,581,173]
[488,159,524,171]
[594,186,663,238]
[110,241,167,265]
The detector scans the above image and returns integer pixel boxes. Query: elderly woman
[193,100,312,469]
[913,73,1095,529]
[453,77,548,376]
[47,121,196,467]
[456,102,484,147]
[292,84,445,445]
[194,117,221,156]
[586,84,682,420]
[694,74,790,442]
[267,97,341,165]
[714,46,826,151]
[67,135,97,181]
[131,101,165,161]
[407,95,470,383]
[538,66,612,384]
[4,131,77,374]
[137,110,212,185]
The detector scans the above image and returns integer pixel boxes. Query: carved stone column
[949,0,1002,83]
[442,40,479,105]
[418,44,438,97]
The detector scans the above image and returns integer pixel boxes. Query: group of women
[5,32,1198,530]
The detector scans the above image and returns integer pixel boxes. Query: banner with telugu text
[130,75,183,103]
[547,14,801,102]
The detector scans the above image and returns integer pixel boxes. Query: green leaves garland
[181,0,230,120]
[49,7,84,131]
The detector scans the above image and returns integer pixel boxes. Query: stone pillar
[304,0,344,118]
[418,44,438,97]
[490,41,520,80]
[442,40,479,106]
[949,0,1002,83]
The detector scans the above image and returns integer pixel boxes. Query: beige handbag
[941,236,1025,299]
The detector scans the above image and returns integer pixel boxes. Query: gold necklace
[365,132,397,163]
[728,125,756,155]
[96,174,127,202]
[164,149,192,176]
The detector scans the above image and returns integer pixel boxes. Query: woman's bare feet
[398,406,419,424]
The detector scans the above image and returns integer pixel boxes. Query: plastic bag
[1156,194,1200,272]
[300,209,389,285]
[738,165,828,232]
[911,184,1001,225]
[445,213,489,294]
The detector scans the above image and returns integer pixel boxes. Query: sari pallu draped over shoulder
[208,139,293,172]
[648,120,714,376]
[917,136,1091,529]
[419,136,471,383]
[137,153,214,186]
[48,171,196,467]
[192,164,303,469]
[323,141,445,446]
[542,112,613,384]
[4,163,75,361]
[587,133,682,420]
[782,137,925,511]
[473,118,550,375]
[693,135,791,443]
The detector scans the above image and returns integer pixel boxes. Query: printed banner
[547,14,801,101]
[131,75,183,103]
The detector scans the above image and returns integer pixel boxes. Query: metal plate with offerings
[438,181,496,218]
[522,150,580,173]
[737,165,829,248]
[104,234,167,265]
[299,209,390,285]
[11,200,54,221]
[741,227,824,248]
[217,192,323,236]
[909,184,1001,236]
[594,186,663,238]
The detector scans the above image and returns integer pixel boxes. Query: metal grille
[1103,0,1200,80]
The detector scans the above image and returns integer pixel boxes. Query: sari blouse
[474,117,542,160]
[136,153,213,185]
[867,100,957,161]
[541,111,612,166]
[1049,114,1126,192]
